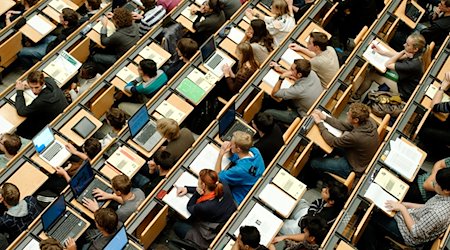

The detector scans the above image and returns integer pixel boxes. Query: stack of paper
[281,48,303,65]
[117,67,138,83]
[272,168,306,199]
[189,143,231,175]
[27,15,53,35]
[162,171,198,218]
[262,69,292,89]
[384,138,422,181]
[93,21,116,37]
[259,184,296,218]
[228,27,245,44]
[362,41,391,73]
[156,100,185,124]
[425,84,450,102]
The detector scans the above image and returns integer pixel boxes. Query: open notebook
[258,184,297,218]
[362,40,391,73]
[162,171,198,218]
[262,69,292,89]
[384,138,423,181]
[189,143,231,175]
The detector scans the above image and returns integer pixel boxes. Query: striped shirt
[139,6,166,36]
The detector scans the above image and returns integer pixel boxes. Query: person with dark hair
[132,0,166,36]
[80,0,102,23]
[233,226,268,250]
[289,32,339,88]
[242,19,275,65]
[67,63,101,101]
[272,217,328,250]
[139,150,175,195]
[87,208,119,249]
[252,112,284,165]
[359,167,450,249]
[190,0,226,44]
[265,59,323,124]
[40,237,76,250]
[0,183,41,243]
[0,133,24,169]
[163,38,199,79]
[95,107,127,147]
[15,71,69,139]
[219,0,241,19]
[175,169,237,249]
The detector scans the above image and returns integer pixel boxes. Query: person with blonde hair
[215,131,265,204]
[156,118,194,160]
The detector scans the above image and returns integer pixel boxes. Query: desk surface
[8,162,48,199]
[59,108,103,147]
[394,0,425,29]
[20,14,57,43]
[0,0,15,16]
[42,0,79,23]
[296,22,331,47]
[0,102,26,129]
[133,42,172,68]
[437,55,450,80]
[176,12,195,33]
[306,124,333,154]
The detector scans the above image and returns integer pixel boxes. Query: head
[303,217,328,244]
[237,226,261,250]
[252,112,275,135]
[40,238,64,250]
[204,0,221,14]
[321,181,348,209]
[0,133,21,156]
[290,59,311,80]
[83,138,101,159]
[438,0,450,13]
[153,150,174,171]
[156,118,180,141]
[434,168,450,195]
[346,103,370,125]
[247,19,274,52]
[404,33,426,55]
[231,131,253,154]
[112,175,132,196]
[307,32,329,52]
[271,0,289,17]
[142,0,157,10]
[139,59,157,78]
[94,208,118,235]
[198,169,223,197]
[27,71,45,95]
[79,63,97,80]
[176,38,198,60]
[236,42,259,70]
[60,8,79,28]
[112,8,133,28]
[106,108,127,131]
[0,183,20,207]
[85,0,101,11]
[23,0,39,7]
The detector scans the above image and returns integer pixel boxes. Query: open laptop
[200,36,235,78]
[104,226,137,250]
[42,195,87,244]
[32,126,71,167]
[405,0,420,22]
[260,0,272,10]
[128,105,162,151]
[218,102,255,141]
[69,160,112,207]
[71,116,97,139]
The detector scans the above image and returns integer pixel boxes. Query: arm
[65,144,89,161]
[289,43,316,58]
[186,187,202,214]
[100,16,116,47]
[402,202,425,209]
[431,72,450,108]
[385,201,415,231]
[215,141,231,173]
[272,233,306,243]
[423,158,447,191]
[385,50,409,70]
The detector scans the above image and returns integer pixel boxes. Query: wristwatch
[278,76,285,81]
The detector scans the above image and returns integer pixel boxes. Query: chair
[327,172,356,190]
[319,2,338,27]
[283,117,301,143]
[354,26,368,47]
[422,41,435,73]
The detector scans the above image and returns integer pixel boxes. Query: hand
[65,237,77,250]
[190,6,199,15]
[272,235,286,243]
[82,197,99,212]
[55,166,68,177]
[402,50,414,59]
[92,188,109,200]
[132,12,143,20]
[5,10,20,19]
[70,82,78,91]
[220,141,231,154]
[65,143,78,154]
[222,64,231,74]
[196,187,205,195]
[311,113,323,124]
[312,109,327,120]
[385,200,404,212]
[148,160,157,174]
[0,194,4,204]
[288,43,302,52]
[245,9,254,19]
[105,12,114,18]
[101,16,108,26]
[176,186,187,196]
[269,61,281,72]
[281,70,294,80]
[15,80,25,90]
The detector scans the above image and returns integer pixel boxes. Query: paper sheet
[384,138,421,180]
[117,67,138,83]
[156,100,185,124]
[272,168,306,199]
[281,48,303,65]
[189,143,231,175]
[93,20,116,37]
[425,84,450,102]
[27,15,53,35]
[181,6,198,22]
[11,89,37,106]
[262,69,291,89]
[228,27,245,44]
[362,40,391,73]
[0,117,14,134]
[162,171,198,218]
[106,147,140,177]
[187,68,214,91]
[49,0,70,12]
[259,184,296,218]
[23,238,40,250]
[139,46,169,68]
[374,168,409,200]
[364,182,397,214]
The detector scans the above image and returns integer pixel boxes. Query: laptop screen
[218,102,236,136]
[69,160,94,198]
[128,105,149,137]
[200,36,216,62]
[32,126,54,154]
[104,226,128,250]
[42,196,65,231]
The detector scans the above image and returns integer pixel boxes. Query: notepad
[49,0,70,12]
[0,117,14,134]
[189,143,231,175]
[106,147,140,177]
[228,27,245,44]
[162,171,198,218]
[117,67,138,83]
[187,68,214,91]
[374,168,409,200]
[181,6,198,22]
[262,69,292,89]
[272,168,306,199]
[93,20,116,37]
[11,89,38,106]
[364,182,397,215]
[156,100,185,124]
[43,51,81,85]
[139,46,170,68]
[259,184,296,218]
[23,238,40,250]
[362,40,391,73]
[425,84,450,102]
[281,48,303,65]
[384,138,422,181]
[27,15,53,35]
[176,78,205,104]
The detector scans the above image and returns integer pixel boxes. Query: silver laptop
[200,36,235,78]
[32,126,71,167]
[128,105,162,151]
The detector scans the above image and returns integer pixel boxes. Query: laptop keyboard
[136,124,156,145]
[77,179,111,206]
[43,143,63,161]
[208,55,223,69]
[50,212,80,243]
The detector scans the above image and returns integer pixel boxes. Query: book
[272,168,306,199]
[189,143,231,175]
[43,51,81,85]
[93,20,116,37]
[0,117,14,134]
[259,184,296,218]
[11,89,37,106]
[262,69,292,89]
[49,0,70,12]
[181,6,198,22]
[320,111,343,137]
[156,100,185,124]
[364,182,397,215]
[281,48,303,66]
[176,78,205,104]
[374,168,409,200]
[228,27,245,44]
[425,84,450,102]
[187,68,214,91]
[138,46,170,68]
[27,15,53,35]
[362,40,391,73]
[162,171,198,218]
[106,147,141,177]
[117,66,138,83]
[23,238,40,250]
[384,138,423,181]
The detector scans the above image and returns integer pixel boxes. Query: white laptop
[200,36,235,78]
[32,126,71,167]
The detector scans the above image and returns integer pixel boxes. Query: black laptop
[218,102,256,141]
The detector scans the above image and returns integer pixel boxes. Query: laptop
[71,116,97,139]
[218,102,255,141]
[260,0,272,10]
[200,36,235,78]
[41,195,87,244]
[32,126,71,167]
[104,226,137,250]
[128,105,162,151]
[69,160,112,207]
[405,0,420,22]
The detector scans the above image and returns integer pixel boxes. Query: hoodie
[0,196,41,241]
[101,24,139,58]
[15,77,69,139]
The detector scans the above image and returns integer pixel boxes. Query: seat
[422,41,435,72]
[283,117,301,143]
[354,26,368,47]
[327,171,356,190]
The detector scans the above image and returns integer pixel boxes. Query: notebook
[71,116,97,139]
[11,88,38,106]
[27,15,53,35]
[272,168,307,199]
[181,6,198,22]
[93,20,116,36]
[156,100,185,124]
[104,226,130,250]
[117,66,138,83]
[281,48,304,66]
[106,147,142,177]
[162,171,198,218]
[228,27,245,44]
[189,143,231,175]
[218,102,256,141]
[32,126,71,167]
[43,51,81,86]
[362,40,391,73]
[187,68,215,91]
[176,78,206,104]
[258,184,297,218]
[49,0,70,12]
[262,69,292,89]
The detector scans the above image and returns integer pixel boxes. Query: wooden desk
[133,42,172,68]
[111,63,139,96]
[336,241,355,250]
[86,19,115,48]
[0,103,26,131]
[219,38,238,58]
[42,0,79,23]
[296,22,331,47]
[306,124,333,154]
[8,162,48,199]
[20,14,57,43]
[420,81,449,121]
[0,0,15,16]
[31,134,69,174]
[238,19,249,31]
[394,0,425,29]
[437,56,450,80]
[176,14,195,33]
[59,109,103,147]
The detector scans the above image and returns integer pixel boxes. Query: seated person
[95,108,128,147]
[117,59,168,115]
[67,63,102,102]
[289,32,340,88]
[15,71,69,139]
[40,238,75,250]
[245,0,295,46]
[190,0,226,44]
[351,33,426,102]
[81,208,120,250]
[280,180,348,235]
[156,118,195,160]
[132,0,166,36]
[162,38,199,79]
[92,8,139,73]
[137,150,175,195]
[233,226,269,250]
[264,59,323,124]
[251,112,284,165]
[241,19,275,66]
[83,175,145,222]
[175,169,237,249]
[220,0,241,19]
[3,0,39,27]
[0,133,26,169]
[358,168,450,249]
[158,0,181,12]
[308,103,378,179]
[79,0,102,23]
[0,183,41,243]
[215,131,265,204]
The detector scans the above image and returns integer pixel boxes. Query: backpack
[366,91,404,118]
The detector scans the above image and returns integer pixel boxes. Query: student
[15,71,69,139]
[92,8,140,73]
[67,64,102,102]
[0,183,41,243]
[265,59,323,124]
[83,175,145,222]
[175,169,237,249]
[351,33,426,102]
[95,108,128,147]
[245,0,295,46]
[156,118,195,160]
[251,112,284,165]
[0,133,23,169]
[158,0,180,12]
[40,238,76,250]
[118,59,168,115]
[86,208,120,250]
[359,168,450,249]
[139,150,175,195]
[289,32,340,88]
[220,0,242,19]
[215,131,265,204]
[3,0,39,27]
[163,38,199,79]
[221,42,259,98]
[309,103,379,178]
[132,0,166,36]
[79,0,102,23]
[242,19,275,66]
[190,0,226,44]
[233,226,269,250]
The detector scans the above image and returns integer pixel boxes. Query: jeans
[18,35,56,67]
[265,109,299,124]
[174,221,193,239]
[92,53,117,73]
[358,211,404,250]
[310,156,352,179]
